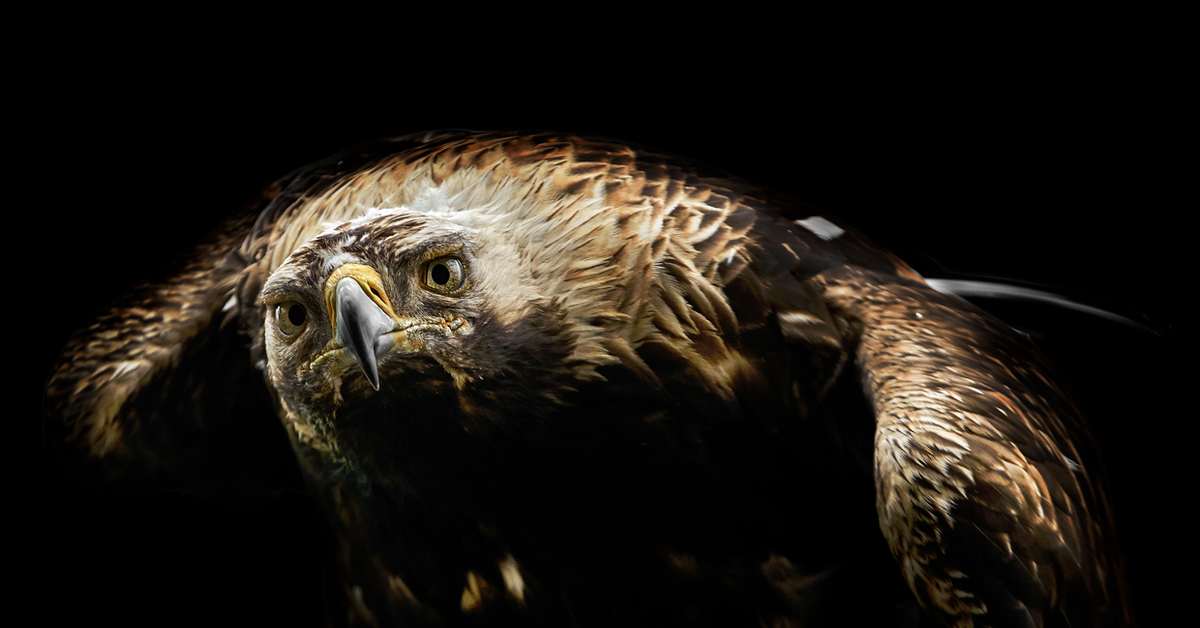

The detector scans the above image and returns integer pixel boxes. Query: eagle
[45,130,1130,627]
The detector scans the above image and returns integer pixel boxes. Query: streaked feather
[45,131,1129,627]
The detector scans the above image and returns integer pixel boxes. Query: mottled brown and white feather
[45,130,1127,627]
[816,265,1124,627]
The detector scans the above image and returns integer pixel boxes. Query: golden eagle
[45,131,1130,627]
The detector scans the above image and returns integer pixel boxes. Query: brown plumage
[45,131,1129,627]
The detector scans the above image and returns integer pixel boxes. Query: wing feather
[813,264,1127,627]
[44,131,468,498]
[44,194,285,497]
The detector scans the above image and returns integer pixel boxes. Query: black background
[31,18,1183,627]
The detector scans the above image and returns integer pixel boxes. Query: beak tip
[334,276,393,393]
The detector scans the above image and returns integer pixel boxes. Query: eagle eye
[422,256,466,294]
[275,301,308,336]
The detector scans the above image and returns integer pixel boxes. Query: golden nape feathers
[45,131,1131,627]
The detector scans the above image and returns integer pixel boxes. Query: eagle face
[260,206,593,470]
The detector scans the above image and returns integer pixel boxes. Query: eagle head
[258,202,630,474]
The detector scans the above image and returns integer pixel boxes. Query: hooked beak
[325,264,397,390]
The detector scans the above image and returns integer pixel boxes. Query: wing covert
[812,264,1127,627]
[44,130,473,500]
[43,195,290,498]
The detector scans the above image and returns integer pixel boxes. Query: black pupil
[288,304,306,326]
[431,263,450,285]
